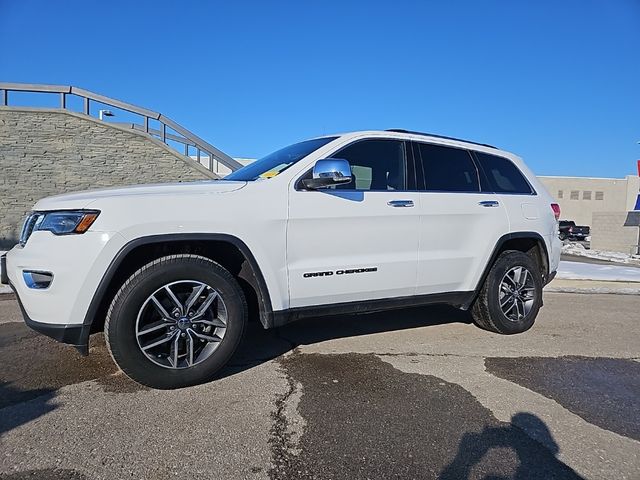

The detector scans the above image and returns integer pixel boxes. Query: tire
[105,254,247,389]
[471,250,543,334]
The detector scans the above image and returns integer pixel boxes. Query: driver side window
[332,139,407,191]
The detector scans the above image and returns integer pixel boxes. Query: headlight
[37,210,100,235]
[20,210,100,245]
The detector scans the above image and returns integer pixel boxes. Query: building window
[557,190,563,199]
[570,190,579,200]
[583,191,592,200]
[595,191,604,200]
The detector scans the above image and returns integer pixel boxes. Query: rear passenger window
[475,152,534,194]
[416,143,480,192]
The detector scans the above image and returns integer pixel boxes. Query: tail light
[551,203,561,221]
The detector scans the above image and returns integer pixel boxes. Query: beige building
[539,175,640,254]
[539,175,640,226]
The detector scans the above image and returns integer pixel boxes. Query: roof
[385,129,497,149]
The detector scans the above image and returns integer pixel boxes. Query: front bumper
[9,280,90,355]
[4,230,126,355]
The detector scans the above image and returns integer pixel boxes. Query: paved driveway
[0,292,638,480]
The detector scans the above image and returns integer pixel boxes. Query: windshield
[225,137,338,181]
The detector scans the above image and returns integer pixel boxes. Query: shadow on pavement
[0,324,117,410]
[440,412,582,480]
[222,303,472,378]
[0,381,57,437]
[0,300,467,404]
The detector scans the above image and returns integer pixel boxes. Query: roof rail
[0,82,242,172]
[386,129,497,149]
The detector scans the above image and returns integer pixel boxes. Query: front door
[287,139,420,308]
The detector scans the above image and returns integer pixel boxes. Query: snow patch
[557,261,640,283]
[562,243,640,265]
[545,285,640,295]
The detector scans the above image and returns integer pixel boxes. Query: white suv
[2,129,561,389]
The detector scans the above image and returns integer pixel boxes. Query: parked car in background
[558,220,590,241]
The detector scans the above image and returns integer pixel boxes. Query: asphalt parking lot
[0,291,638,480]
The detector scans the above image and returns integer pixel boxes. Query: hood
[33,180,247,210]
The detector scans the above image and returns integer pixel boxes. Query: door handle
[387,200,414,208]
[478,200,500,208]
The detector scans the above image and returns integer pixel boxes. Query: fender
[80,233,275,353]
[467,231,550,309]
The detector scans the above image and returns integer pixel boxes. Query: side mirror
[302,158,352,189]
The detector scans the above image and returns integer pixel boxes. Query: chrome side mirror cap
[302,158,352,189]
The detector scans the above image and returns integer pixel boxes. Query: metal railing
[0,82,242,173]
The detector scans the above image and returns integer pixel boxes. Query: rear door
[473,151,558,269]
[473,151,540,234]
[287,139,420,308]
[412,142,510,294]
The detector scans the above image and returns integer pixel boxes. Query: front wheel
[105,254,247,389]
[471,250,543,334]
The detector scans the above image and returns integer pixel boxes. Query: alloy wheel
[498,266,536,322]
[135,280,227,369]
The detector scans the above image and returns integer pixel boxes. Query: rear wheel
[105,254,247,389]
[472,250,543,334]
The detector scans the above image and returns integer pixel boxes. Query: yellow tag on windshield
[260,171,279,179]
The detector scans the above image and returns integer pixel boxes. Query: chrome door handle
[479,200,500,207]
[387,200,414,208]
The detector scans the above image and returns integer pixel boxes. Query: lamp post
[99,109,114,121]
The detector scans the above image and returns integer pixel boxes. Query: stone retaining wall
[0,107,216,247]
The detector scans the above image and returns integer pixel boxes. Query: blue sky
[1,0,639,177]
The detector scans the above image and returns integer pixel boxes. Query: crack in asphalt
[268,350,300,480]
[377,352,480,358]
